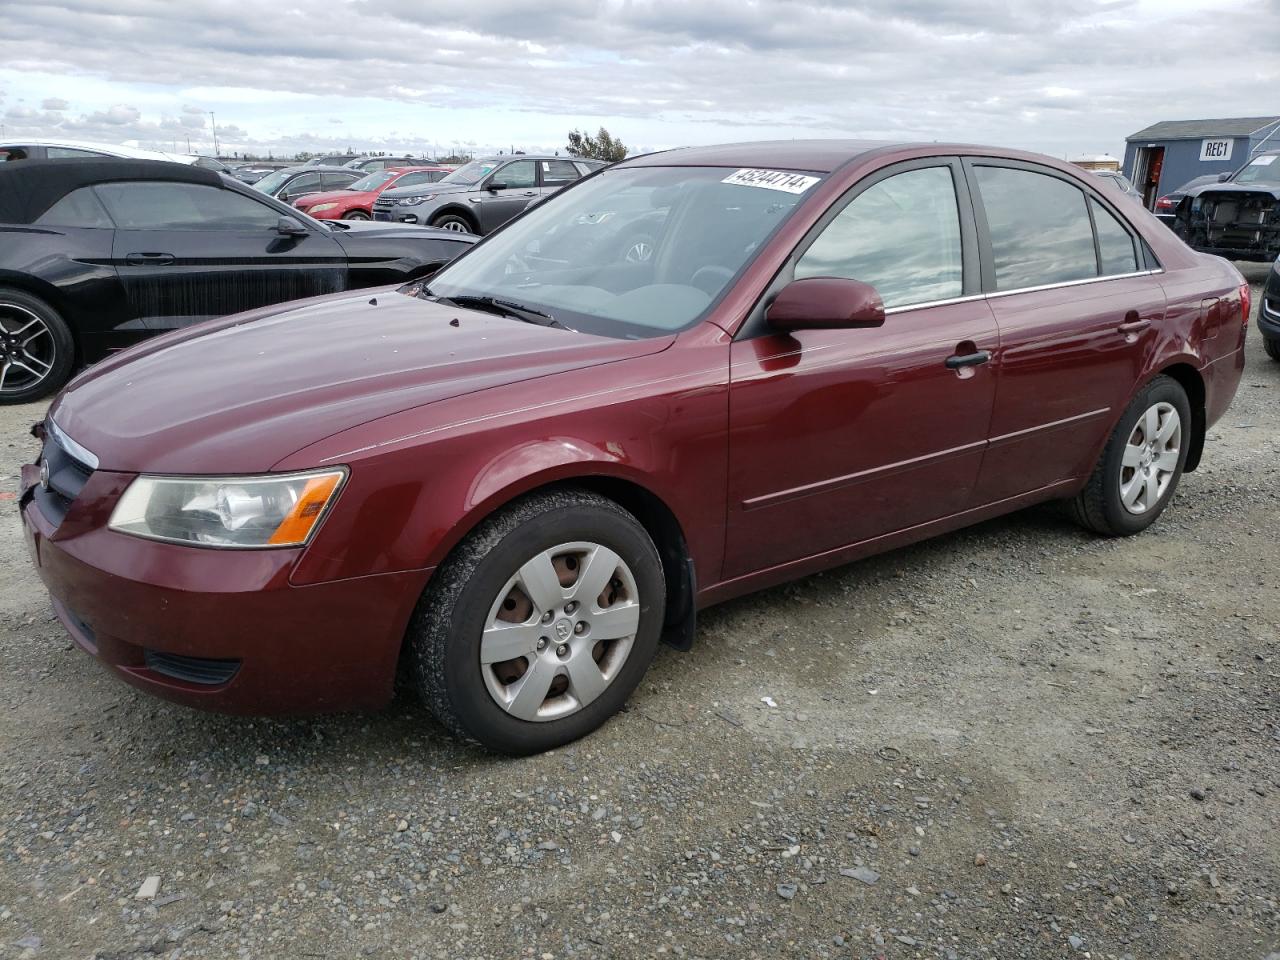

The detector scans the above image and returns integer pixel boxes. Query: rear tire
[0,288,75,405]
[410,489,665,754]
[1069,375,1191,536]
[1264,337,1280,362]
[431,213,476,234]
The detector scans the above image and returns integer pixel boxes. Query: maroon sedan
[20,140,1248,754]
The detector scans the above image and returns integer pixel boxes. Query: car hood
[49,290,670,474]
[1184,181,1280,201]
[295,189,371,207]
[378,181,473,202]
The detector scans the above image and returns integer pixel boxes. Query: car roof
[0,158,220,225]
[620,139,895,173]
[385,165,448,172]
[1,137,194,164]
[279,164,363,174]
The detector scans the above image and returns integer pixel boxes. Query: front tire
[1264,337,1280,362]
[0,288,75,405]
[342,210,371,221]
[1069,375,1191,536]
[431,213,475,234]
[410,489,665,754]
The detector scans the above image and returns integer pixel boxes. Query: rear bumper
[20,475,429,715]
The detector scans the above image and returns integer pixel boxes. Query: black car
[230,162,290,184]
[1260,259,1280,362]
[344,155,428,173]
[0,160,475,403]
[252,164,364,204]
[1164,150,1280,261]
[303,153,360,167]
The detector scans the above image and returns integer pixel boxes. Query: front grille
[32,428,95,528]
[143,650,241,686]
[373,197,397,209]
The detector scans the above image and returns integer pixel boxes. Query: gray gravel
[0,264,1277,959]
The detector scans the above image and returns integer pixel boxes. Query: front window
[1233,154,1280,185]
[348,171,396,192]
[423,165,821,339]
[439,160,501,185]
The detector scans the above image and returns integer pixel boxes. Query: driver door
[97,180,348,330]
[724,160,998,578]
[475,160,539,233]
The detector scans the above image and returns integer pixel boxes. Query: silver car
[372,156,605,234]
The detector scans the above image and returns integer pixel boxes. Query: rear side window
[36,187,114,228]
[795,165,963,309]
[95,182,281,230]
[974,166,1096,289]
[1090,198,1139,275]
[541,160,581,187]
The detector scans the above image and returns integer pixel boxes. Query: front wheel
[431,213,475,234]
[0,288,75,405]
[342,210,371,221]
[410,489,665,754]
[1069,375,1191,536]
[1264,337,1280,362]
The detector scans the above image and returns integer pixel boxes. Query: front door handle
[125,252,175,266]
[945,349,992,369]
[1117,318,1151,333]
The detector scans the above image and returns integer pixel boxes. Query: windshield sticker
[722,169,820,194]
[1250,155,1276,166]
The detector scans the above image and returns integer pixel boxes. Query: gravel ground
[0,265,1277,960]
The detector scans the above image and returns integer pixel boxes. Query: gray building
[1123,116,1280,209]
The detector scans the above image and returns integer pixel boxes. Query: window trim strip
[882,268,1164,316]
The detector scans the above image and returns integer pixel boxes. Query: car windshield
[439,160,500,185]
[253,169,292,194]
[424,165,822,339]
[348,171,395,192]
[1233,155,1280,185]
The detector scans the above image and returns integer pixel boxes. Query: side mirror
[487,180,510,191]
[1217,172,1232,182]
[276,216,309,237]
[767,277,885,331]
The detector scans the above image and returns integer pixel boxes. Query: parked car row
[15,139,1249,754]
[0,159,475,402]
[1153,149,1280,263]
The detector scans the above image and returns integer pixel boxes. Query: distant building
[1123,116,1280,210]
[1071,154,1121,172]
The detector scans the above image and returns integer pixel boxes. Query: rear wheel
[1069,375,1190,536]
[0,289,75,405]
[342,210,371,221]
[431,213,475,234]
[410,489,665,754]
[1264,337,1280,362]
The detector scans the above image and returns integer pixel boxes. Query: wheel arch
[1158,361,1206,471]
[430,204,479,231]
[0,272,70,320]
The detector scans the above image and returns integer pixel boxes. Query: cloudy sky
[1,0,1277,160]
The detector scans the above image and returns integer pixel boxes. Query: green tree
[566,127,628,162]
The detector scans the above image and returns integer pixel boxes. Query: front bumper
[1259,274,1280,340]
[19,464,428,715]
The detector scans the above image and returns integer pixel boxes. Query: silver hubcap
[481,541,639,722]
[1120,401,1181,515]
[624,240,653,263]
[0,304,55,395]
[440,220,469,233]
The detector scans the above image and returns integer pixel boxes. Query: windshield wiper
[433,294,573,331]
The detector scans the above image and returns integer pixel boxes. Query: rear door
[475,160,538,232]
[964,160,1164,503]
[725,159,999,577]
[97,180,348,331]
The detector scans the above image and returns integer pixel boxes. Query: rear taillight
[1155,196,1174,212]
[1239,282,1252,326]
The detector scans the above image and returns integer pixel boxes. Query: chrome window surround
[882,268,1165,316]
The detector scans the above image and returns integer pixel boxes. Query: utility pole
[208,111,220,157]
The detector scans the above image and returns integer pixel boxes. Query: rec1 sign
[1200,139,1233,162]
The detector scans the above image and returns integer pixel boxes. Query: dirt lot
[0,266,1276,960]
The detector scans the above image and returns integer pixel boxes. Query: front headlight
[108,468,347,548]
[309,202,338,213]
[399,195,434,206]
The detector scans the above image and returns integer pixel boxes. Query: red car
[20,140,1247,754]
[291,165,449,220]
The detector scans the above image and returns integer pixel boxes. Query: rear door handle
[1118,319,1151,333]
[945,350,992,369]
[125,252,175,266]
